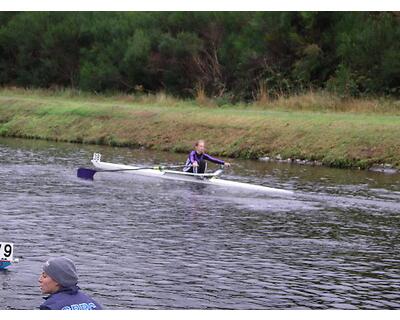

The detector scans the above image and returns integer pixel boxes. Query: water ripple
[1,138,399,309]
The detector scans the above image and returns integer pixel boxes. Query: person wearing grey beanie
[39,257,103,310]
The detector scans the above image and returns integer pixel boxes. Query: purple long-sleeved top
[186,150,225,166]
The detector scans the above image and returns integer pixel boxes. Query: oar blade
[77,168,97,180]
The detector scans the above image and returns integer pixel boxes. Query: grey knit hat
[43,257,78,288]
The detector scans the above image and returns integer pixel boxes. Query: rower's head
[39,257,78,294]
[195,140,205,154]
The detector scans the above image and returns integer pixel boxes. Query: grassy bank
[0,88,399,169]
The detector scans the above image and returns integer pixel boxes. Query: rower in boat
[183,140,231,174]
[79,152,294,194]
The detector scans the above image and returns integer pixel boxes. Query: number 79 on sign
[0,243,14,262]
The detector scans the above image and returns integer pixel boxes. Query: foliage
[0,12,399,99]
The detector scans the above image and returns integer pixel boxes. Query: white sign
[0,242,13,261]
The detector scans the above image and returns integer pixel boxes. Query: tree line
[0,12,399,101]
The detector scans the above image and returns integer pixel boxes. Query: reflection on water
[0,137,399,309]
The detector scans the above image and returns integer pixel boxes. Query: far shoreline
[0,88,399,172]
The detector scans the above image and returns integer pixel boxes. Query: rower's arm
[203,153,225,165]
[189,151,197,163]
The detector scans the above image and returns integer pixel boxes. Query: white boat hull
[91,157,294,195]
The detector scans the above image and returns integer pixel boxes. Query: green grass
[0,87,399,169]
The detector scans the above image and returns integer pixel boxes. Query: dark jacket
[40,285,103,310]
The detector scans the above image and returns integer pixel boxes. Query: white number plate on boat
[0,242,13,261]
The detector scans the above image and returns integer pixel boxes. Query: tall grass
[1,86,399,114]
[251,89,400,114]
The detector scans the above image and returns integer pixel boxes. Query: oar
[77,164,191,180]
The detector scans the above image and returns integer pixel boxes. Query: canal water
[0,137,399,309]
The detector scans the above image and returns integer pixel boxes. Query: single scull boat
[79,153,293,195]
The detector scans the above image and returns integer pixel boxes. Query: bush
[0,12,398,99]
